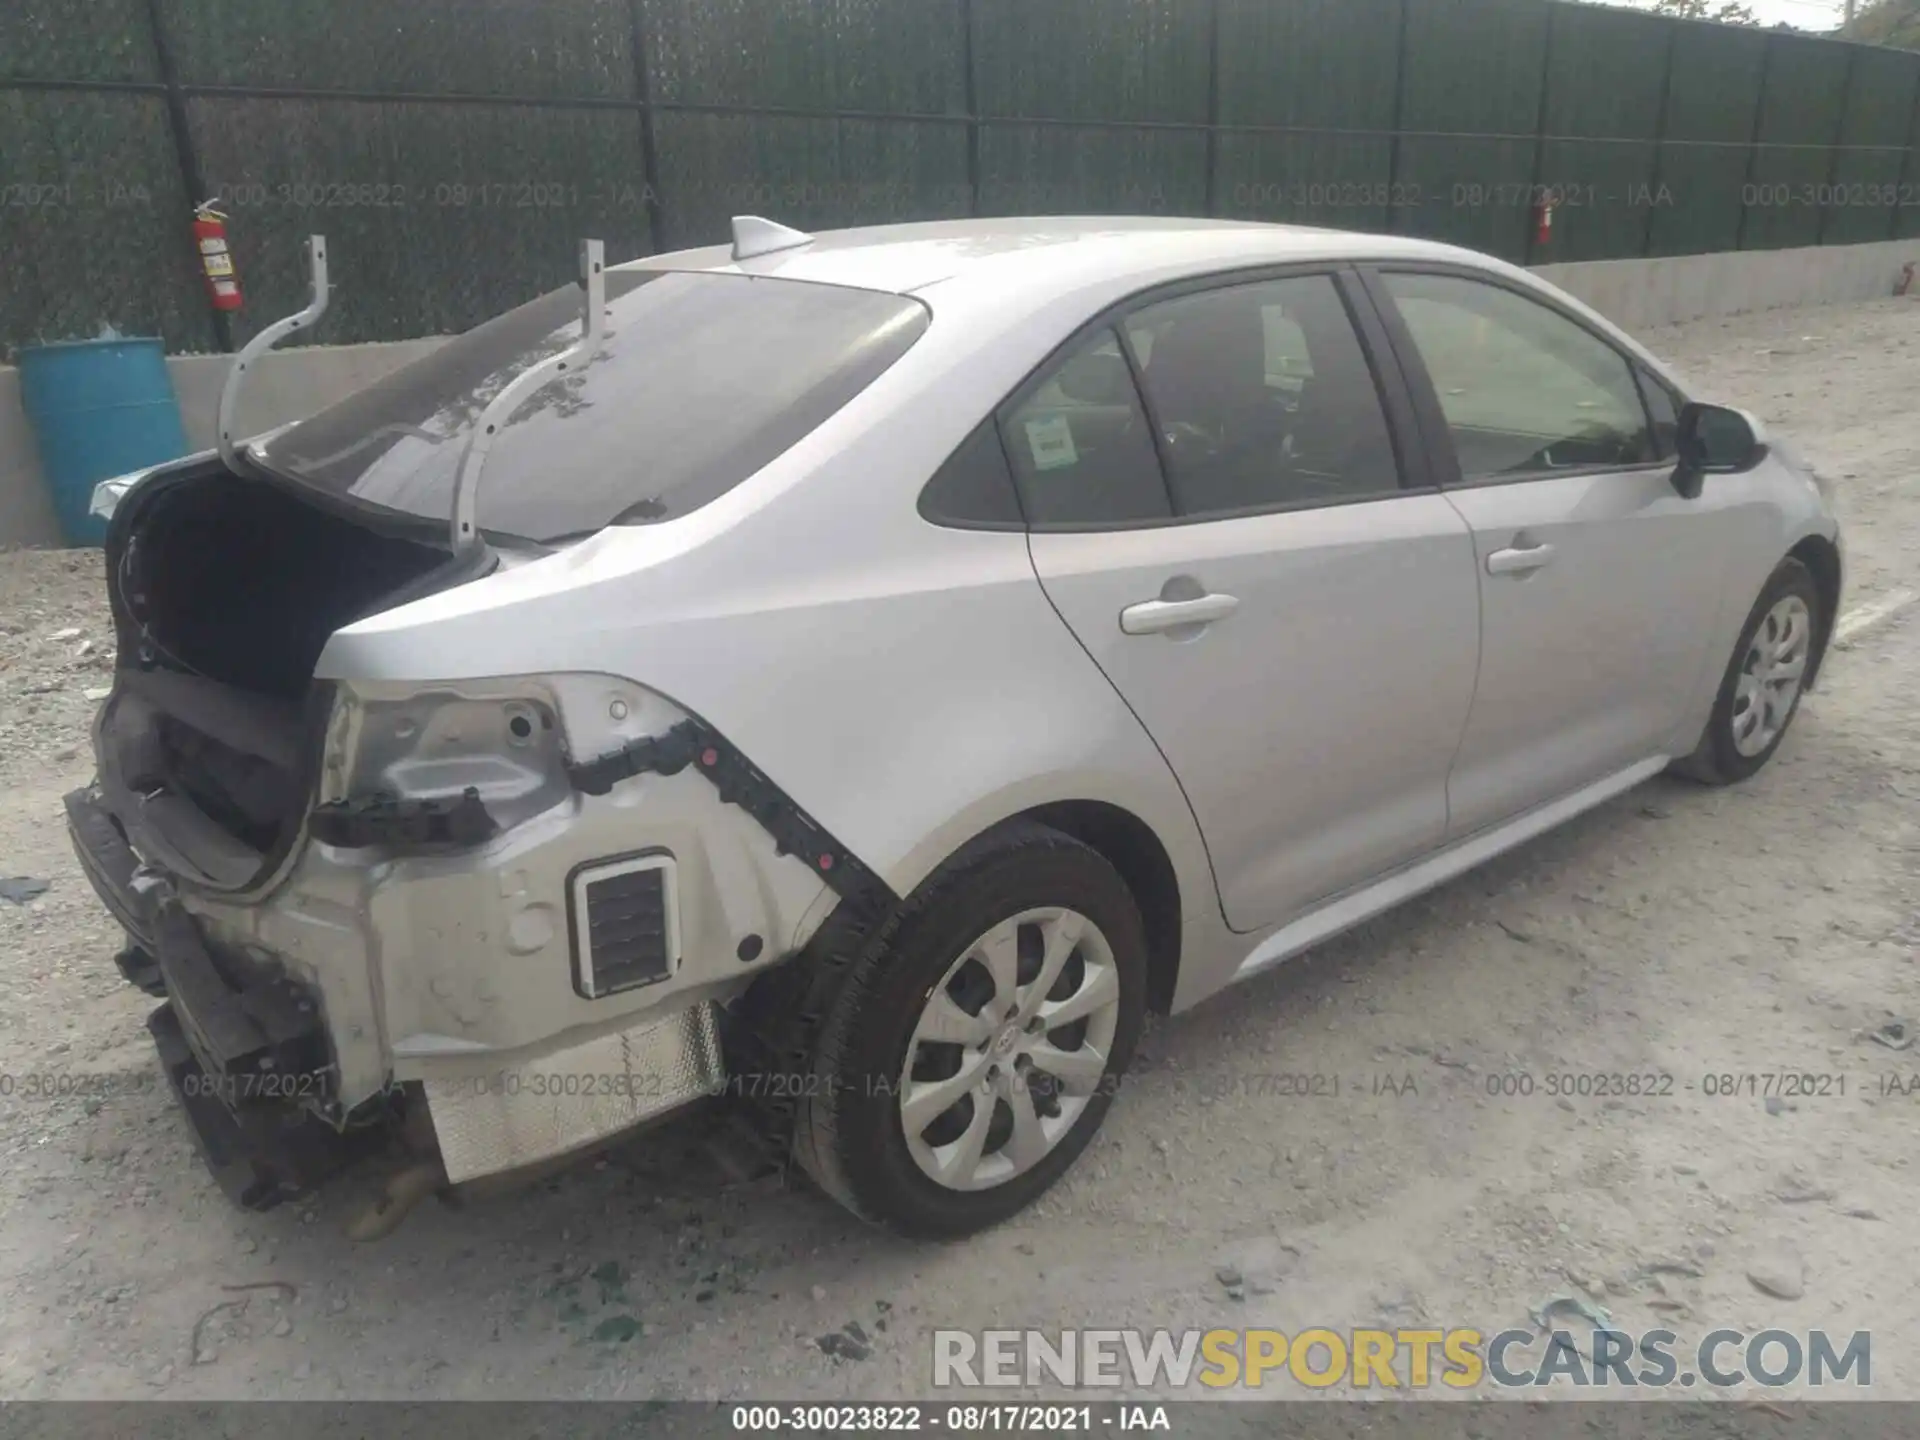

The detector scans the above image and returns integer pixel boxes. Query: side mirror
[1673,402,1767,499]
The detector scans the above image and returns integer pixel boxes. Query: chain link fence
[5,0,1920,355]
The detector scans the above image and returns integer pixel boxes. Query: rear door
[1012,269,1481,934]
[1364,267,1732,837]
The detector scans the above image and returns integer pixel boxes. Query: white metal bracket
[448,239,606,554]
[216,235,329,471]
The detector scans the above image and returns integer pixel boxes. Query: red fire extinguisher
[192,200,245,311]
[1534,193,1555,249]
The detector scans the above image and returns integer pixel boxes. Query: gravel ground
[1,297,1917,1404]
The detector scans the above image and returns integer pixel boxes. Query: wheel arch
[888,796,1201,1017]
[1787,533,1841,689]
[875,742,1217,990]
[726,789,1202,1201]
[1017,800,1184,1015]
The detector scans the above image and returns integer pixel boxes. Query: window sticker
[1024,413,1079,472]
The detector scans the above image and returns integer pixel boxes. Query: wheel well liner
[1788,535,1841,689]
[1022,800,1182,1014]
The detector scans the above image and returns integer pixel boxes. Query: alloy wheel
[1730,594,1810,758]
[898,907,1121,1192]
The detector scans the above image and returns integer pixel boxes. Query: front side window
[254,271,929,543]
[1637,366,1683,460]
[1382,272,1656,482]
[1000,328,1172,527]
[1122,274,1402,517]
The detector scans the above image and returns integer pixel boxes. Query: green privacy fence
[5,0,1920,354]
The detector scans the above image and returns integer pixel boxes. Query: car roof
[624,215,1503,297]
[620,214,1678,388]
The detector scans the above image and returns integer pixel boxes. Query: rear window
[253,271,929,543]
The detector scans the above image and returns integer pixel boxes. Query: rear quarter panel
[316,308,1222,966]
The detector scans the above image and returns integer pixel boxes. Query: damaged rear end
[66,232,929,1214]
[69,450,469,1207]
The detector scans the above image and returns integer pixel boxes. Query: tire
[740,821,1148,1239]
[1671,556,1822,786]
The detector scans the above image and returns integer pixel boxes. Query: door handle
[1486,542,1556,576]
[1120,593,1240,635]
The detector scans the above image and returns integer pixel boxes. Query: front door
[1011,271,1481,932]
[1370,268,1732,836]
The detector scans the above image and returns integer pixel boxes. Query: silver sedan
[77,217,1841,1237]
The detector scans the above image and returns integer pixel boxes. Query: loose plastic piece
[308,787,498,851]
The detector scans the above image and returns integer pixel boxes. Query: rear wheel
[781,823,1148,1238]
[1672,557,1820,786]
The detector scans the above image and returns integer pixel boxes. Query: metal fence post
[626,0,670,253]
[1385,0,1411,235]
[1640,18,1681,260]
[142,0,231,351]
[1520,1,1556,267]
[1204,0,1223,218]
[1887,57,1920,242]
[1734,29,1777,252]
[960,0,981,217]
[1817,44,1860,246]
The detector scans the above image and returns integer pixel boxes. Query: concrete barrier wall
[1533,238,1919,333]
[3,238,1917,548]
[0,337,447,549]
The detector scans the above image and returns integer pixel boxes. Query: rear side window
[919,419,1025,528]
[1000,328,1172,527]
[255,271,929,543]
[1122,274,1402,517]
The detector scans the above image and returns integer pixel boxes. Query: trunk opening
[102,464,452,887]
[121,466,448,700]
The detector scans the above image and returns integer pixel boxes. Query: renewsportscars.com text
[933,1326,1871,1390]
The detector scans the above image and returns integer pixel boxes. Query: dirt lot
[1,297,1917,1404]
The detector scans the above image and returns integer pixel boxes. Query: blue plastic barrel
[18,337,189,546]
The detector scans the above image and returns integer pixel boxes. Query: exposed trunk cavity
[117,465,447,699]
[100,462,451,888]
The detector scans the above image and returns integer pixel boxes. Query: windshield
[253,270,930,543]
